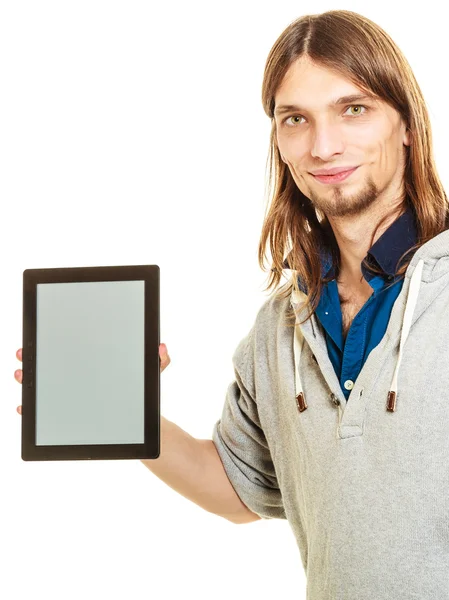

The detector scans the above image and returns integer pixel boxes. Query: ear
[403,126,411,147]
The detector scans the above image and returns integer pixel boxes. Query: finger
[159,344,171,372]
[17,406,22,415]
[14,370,23,384]
[17,348,22,362]
[160,353,171,369]
[159,344,170,361]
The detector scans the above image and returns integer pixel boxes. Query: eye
[283,115,305,127]
[282,105,369,127]
[346,104,368,116]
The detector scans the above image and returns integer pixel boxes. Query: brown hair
[258,9,449,326]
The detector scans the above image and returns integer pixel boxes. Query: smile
[312,167,359,184]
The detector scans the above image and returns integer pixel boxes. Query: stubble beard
[307,175,379,218]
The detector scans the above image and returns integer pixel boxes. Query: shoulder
[255,289,293,329]
[232,290,292,372]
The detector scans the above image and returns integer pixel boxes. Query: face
[274,56,410,218]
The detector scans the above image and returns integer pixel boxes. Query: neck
[328,203,404,286]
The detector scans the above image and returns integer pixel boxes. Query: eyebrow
[274,93,377,116]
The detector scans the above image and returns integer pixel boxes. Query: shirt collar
[364,204,418,278]
[282,204,418,293]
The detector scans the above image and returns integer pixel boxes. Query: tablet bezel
[22,264,160,461]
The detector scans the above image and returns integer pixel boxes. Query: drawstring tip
[387,391,396,412]
[296,392,308,412]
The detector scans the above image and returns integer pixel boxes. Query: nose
[310,122,345,161]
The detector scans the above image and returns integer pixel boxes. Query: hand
[14,343,172,416]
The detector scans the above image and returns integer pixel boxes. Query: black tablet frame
[22,264,160,461]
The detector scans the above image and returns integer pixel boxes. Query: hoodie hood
[282,230,449,413]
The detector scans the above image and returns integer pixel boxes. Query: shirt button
[344,379,354,390]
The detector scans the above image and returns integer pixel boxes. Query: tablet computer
[21,264,160,461]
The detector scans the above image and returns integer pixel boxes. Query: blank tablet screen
[36,280,145,446]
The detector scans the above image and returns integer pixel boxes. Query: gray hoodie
[212,229,449,599]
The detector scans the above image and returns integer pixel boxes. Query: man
[15,10,449,599]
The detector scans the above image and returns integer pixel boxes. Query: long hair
[258,10,449,326]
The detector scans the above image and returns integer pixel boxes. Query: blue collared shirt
[297,206,418,401]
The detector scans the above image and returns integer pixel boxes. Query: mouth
[311,166,359,184]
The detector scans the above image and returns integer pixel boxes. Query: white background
[1,1,447,599]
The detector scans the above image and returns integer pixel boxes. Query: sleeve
[212,326,286,520]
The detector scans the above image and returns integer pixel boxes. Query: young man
[15,10,449,599]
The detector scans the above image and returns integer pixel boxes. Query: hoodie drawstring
[386,258,424,411]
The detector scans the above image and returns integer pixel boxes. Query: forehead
[275,57,379,111]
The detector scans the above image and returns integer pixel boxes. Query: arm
[140,416,261,525]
